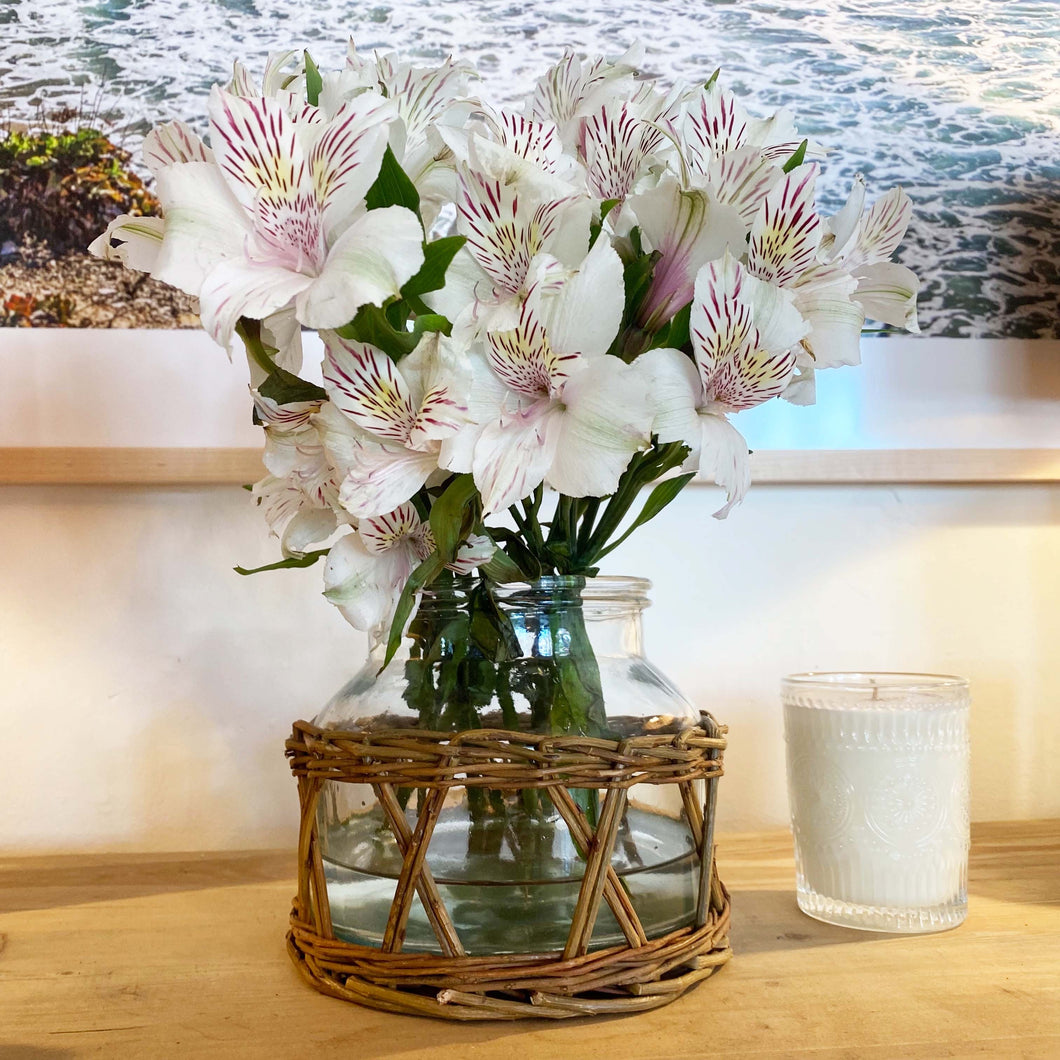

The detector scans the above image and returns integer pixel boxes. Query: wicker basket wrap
[285,716,731,1019]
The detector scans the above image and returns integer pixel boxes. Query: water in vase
[320,795,699,954]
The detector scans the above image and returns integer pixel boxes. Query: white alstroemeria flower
[151,86,425,350]
[682,82,824,175]
[580,80,684,205]
[738,163,864,377]
[88,119,212,268]
[252,407,342,557]
[323,503,492,630]
[633,346,750,519]
[320,331,468,518]
[437,110,583,204]
[527,44,643,150]
[691,252,810,411]
[227,50,304,106]
[461,241,651,514]
[834,185,920,333]
[334,45,474,226]
[632,252,807,516]
[426,161,592,338]
[629,173,745,330]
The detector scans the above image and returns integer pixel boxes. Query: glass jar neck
[368,575,650,663]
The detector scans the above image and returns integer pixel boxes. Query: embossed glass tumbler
[782,673,970,933]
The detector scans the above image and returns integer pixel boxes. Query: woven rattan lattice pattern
[285,717,731,1019]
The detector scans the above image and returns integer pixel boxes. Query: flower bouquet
[93,42,919,1016]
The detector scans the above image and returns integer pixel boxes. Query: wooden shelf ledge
[4,447,1060,486]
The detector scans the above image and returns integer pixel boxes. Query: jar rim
[782,671,969,694]
[489,574,652,598]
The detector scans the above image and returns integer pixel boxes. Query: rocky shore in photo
[0,240,199,328]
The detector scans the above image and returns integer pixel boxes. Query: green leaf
[382,553,446,671]
[428,473,479,563]
[336,303,453,360]
[304,51,322,107]
[237,315,328,404]
[402,235,467,298]
[365,145,421,215]
[234,549,329,576]
[481,549,525,584]
[704,67,721,90]
[782,139,808,174]
[589,198,622,250]
[258,366,328,405]
[597,472,696,560]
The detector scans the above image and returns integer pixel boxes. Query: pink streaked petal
[473,399,561,515]
[376,53,473,144]
[252,391,323,430]
[528,49,590,128]
[309,93,394,244]
[323,334,419,443]
[494,110,562,173]
[704,336,798,411]
[484,300,571,398]
[198,258,314,353]
[706,146,783,228]
[747,163,822,288]
[689,253,757,383]
[582,100,648,202]
[142,121,213,177]
[457,168,573,293]
[208,86,308,209]
[853,187,913,267]
[359,501,423,554]
[337,439,438,520]
[447,533,495,575]
[227,60,257,97]
[252,474,306,538]
[684,85,750,175]
[408,384,468,450]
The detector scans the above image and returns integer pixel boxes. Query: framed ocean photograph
[1,0,1058,481]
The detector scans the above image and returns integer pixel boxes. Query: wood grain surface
[5,448,1060,486]
[1,821,1057,1059]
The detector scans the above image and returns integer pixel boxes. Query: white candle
[783,673,970,933]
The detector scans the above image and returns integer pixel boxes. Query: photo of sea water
[1,0,1058,338]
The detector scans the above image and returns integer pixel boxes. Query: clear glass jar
[783,672,971,933]
[314,575,705,955]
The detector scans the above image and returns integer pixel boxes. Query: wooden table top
[1,820,1057,1059]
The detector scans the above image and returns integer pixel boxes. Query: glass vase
[312,575,712,956]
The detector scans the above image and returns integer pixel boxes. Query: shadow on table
[0,850,294,913]
[729,887,888,954]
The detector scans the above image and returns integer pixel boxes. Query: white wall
[1,480,1057,853]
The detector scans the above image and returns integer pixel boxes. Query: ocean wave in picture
[2,0,1058,337]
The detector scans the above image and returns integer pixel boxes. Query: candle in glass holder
[782,672,970,933]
